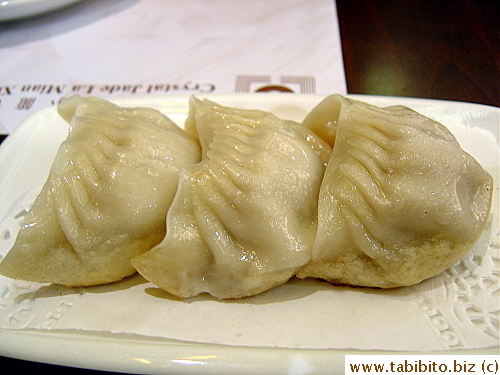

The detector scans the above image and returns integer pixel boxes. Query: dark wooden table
[336,0,499,107]
[1,0,499,373]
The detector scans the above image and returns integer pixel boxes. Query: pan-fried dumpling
[0,95,201,286]
[297,95,493,288]
[132,97,332,299]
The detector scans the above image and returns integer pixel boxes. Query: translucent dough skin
[297,95,493,288]
[132,97,332,299]
[0,95,201,286]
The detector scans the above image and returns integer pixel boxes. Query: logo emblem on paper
[234,76,316,93]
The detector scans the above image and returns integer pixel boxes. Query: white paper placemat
[0,0,346,134]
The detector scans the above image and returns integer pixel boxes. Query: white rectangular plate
[0,94,498,374]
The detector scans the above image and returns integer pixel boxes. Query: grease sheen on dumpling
[0,95,201,286]
[297,95,493,288]
[132,97,332,299]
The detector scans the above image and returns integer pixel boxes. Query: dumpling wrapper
[297,95,493,288]
[0,95,201,286]
[132,97,332,299]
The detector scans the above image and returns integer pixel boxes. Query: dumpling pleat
[0,95,201,286]
[133,97,332,298]
[298,94,493,288]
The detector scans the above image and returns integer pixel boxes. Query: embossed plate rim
[0,0,83,22]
